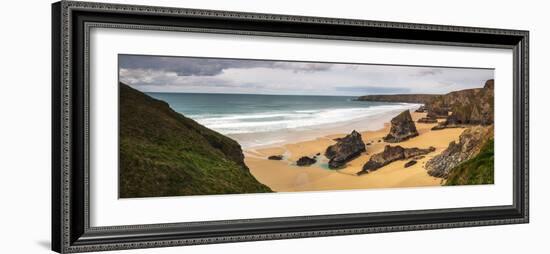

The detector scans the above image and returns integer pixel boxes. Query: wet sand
[244,112,464,192]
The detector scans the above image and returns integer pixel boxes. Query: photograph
[118,54,495,198]
[44,1,532,253]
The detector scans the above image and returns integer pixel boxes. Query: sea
[147,93,420,149]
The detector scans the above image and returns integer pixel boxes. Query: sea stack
[325,130,366,169]
[383,110,419,143]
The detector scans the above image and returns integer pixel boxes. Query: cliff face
[427,79,494,126]
[445,139,494,185]
[356,80,494,126]
[119,82,272,198]
[355,94,438,104]
[425,126,493,178]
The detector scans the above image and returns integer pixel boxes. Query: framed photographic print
[51,1,529,253]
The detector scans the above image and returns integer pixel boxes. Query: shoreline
[229,103,421,149]
[244,111,465,192]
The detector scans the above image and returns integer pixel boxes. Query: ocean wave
[192,104,418,134]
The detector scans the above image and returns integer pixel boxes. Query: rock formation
[425,79,494,128]
[356,79,494,128]
[268,155,283,160]
[325,130,366,169]
[404,160,417,168]
[296,156,316,166]
[425,126,493,178]
[383,110,419,143]
[357,145,435,175]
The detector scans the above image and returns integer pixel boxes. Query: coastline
[228,103,421,149]
[244,111,465,192]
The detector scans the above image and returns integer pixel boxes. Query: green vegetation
[119,83,272,198]
[445,139,494,186]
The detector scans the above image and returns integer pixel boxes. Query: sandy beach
[245,111,465,192]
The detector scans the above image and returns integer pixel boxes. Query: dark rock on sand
[357,145,435,175]
[426,126,492,178]
[325,130,366,169]
[296,156,316,166]
[383,110,419,143]
[404,160,417,168]
[267,155,283,160]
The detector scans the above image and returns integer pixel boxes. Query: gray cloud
[119,54,494,96]
[119,55,333,77]
[412,69,444,76]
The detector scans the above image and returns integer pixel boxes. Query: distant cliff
[355,94,438,104]
[428,79,494,126]
[119,82,272,198]
[357,80,494,127]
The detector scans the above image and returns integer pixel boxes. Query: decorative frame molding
[52,1,529,253]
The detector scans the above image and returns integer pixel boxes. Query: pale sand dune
[245,112,464,192]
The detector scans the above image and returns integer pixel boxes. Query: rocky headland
[427,79,494,129]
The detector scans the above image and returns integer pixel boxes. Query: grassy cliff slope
[119,82,272,198]
[445,139,494,186]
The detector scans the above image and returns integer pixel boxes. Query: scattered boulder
[267,155,283,160]
[357,145,435,175]
[316,153,321,156]
[404,160,417,168]
[426,126,492,178]
[383,110,419,143]
[325,130,366,169]
[296,156,316,166]
[417,117,438,124]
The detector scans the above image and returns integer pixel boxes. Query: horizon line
[143,91,448,97]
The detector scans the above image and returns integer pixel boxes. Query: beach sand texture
[245,112,465,192]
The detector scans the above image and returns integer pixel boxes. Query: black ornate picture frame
[52,1,529,253]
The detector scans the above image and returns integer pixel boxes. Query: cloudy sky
[119,54,493,96]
